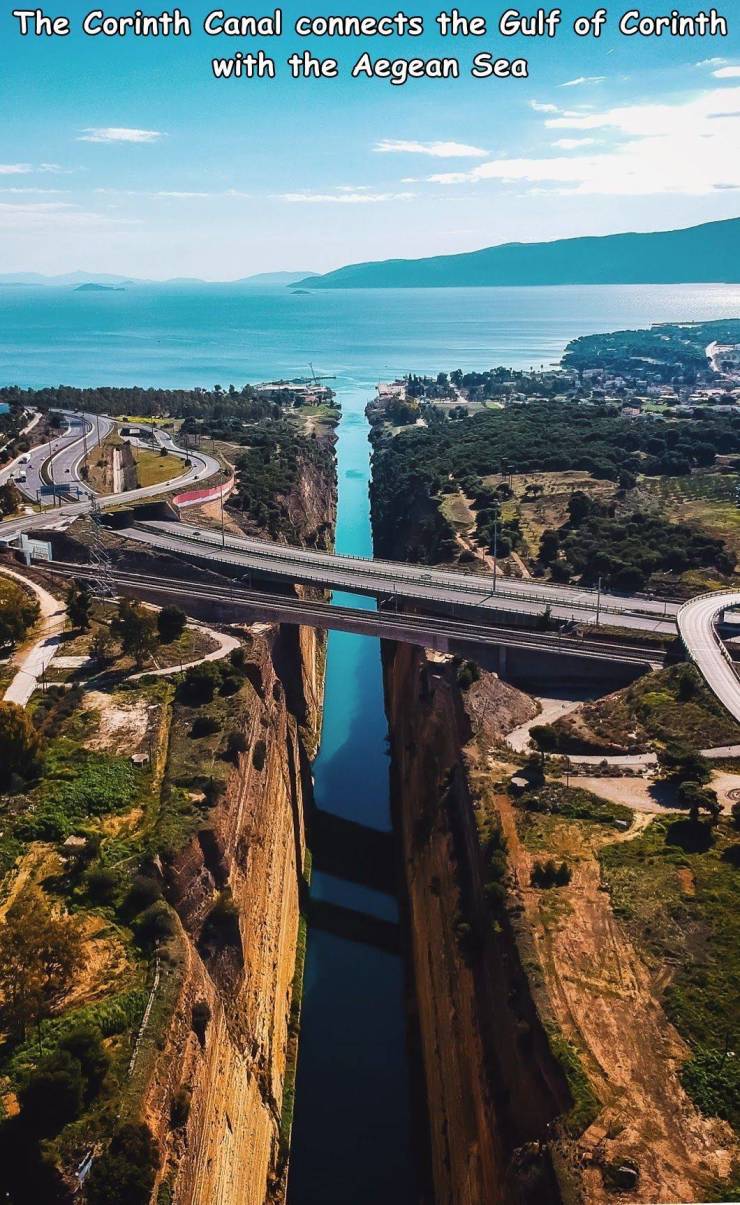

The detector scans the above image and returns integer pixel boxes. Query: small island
[73,283,126,292]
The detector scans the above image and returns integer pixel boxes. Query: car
[420,572,432,581]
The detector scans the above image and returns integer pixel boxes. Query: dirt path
[497,790,736,1203]
[1,564,66,706]
[506,694,583,752]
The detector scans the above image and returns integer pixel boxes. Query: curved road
[0,419,221,540]
[678,591,740,723]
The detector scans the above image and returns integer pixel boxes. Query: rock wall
[383,642,570,1205]
[144,626,321,1205]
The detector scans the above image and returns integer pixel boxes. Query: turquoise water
[3,282,739,1200]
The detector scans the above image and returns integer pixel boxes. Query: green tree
[157,604,187,644]
[659,743,711,786]
[0,885,84,1039]
[65,579,93,630]
[0,701,42,788]
[0,481,20,517]
[111,598,158,667]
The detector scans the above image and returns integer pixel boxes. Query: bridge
[45,562,666,676]
[119,519,679,637]
[679,591,740,724]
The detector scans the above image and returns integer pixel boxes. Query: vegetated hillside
[302,216,740,288]
[369,399,740,584]
[564,318,740,381]
[552,664,740,755]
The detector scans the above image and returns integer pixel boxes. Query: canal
[287,386,419,1203]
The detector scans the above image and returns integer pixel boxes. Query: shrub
[122,873,162,917]
[179,662,221,706]
[86,1123,160,1205]
[531,860,572,889]
[191,999,211,1044]
[457,660,480,690]
[226,731,248,762]
[84,865,119,903]
[220,675,240,697]
[18,1051,84,1135]
[58,1024,109,1100]
[190,715,221,739]
[229,647,247,672]
[170,1086,192,1128]
[135,901,177,947]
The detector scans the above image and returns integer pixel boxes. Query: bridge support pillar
[498,645,508,676]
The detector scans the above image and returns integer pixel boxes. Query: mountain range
[0,269,316,288]
[297,217,740,289]
[2,217,739,290]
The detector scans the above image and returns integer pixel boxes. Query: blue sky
[1,0,739,278]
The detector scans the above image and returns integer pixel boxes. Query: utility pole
[492,509,499,593]
[220,483,226,547]
[596,576,602,626]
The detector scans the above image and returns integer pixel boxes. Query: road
[678,591,740,723]
[123,519,679,636]
[0,409,114,502]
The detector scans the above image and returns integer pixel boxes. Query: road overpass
[45,562,665,675]
[678,592,740,723]
[120,519,680,636]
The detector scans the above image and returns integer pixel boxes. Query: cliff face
[384,642,569,1205]
[144,626,321,1205]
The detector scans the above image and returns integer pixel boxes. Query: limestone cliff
[143,625,321,1205]
[383,642,570,1205]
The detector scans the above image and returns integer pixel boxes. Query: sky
[1,0,739,278]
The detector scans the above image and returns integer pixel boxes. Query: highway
[678,592,740,723]
[46,562,665,668]
[0,410,114,501]
[123,519,680,636]
[0,426,221,540]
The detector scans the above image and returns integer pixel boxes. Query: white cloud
[0,164,32,175]
[422,86,740,196]
[277,191,415,204]
[0,187,68,195]
[77,127,164,144]
[559,76,606,88]
[552,138,596,149]
[373,139,488,158]
[714,66,740,79]
[93,187,250,199]
[529,101,558,113]
[696,58,727,68]
[0,201,141,233]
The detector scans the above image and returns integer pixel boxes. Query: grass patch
[600,816,740,1130]
[19,741,141,841]
[545,1024,600,1137]
[133,447,184,489]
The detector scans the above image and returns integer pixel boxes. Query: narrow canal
[287,386,418,1202]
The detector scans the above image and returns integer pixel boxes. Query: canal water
[286,389,419,1204]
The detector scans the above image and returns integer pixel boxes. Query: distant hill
[235,271,318,286]
[299,217,740,289]
[0,271,136,287]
